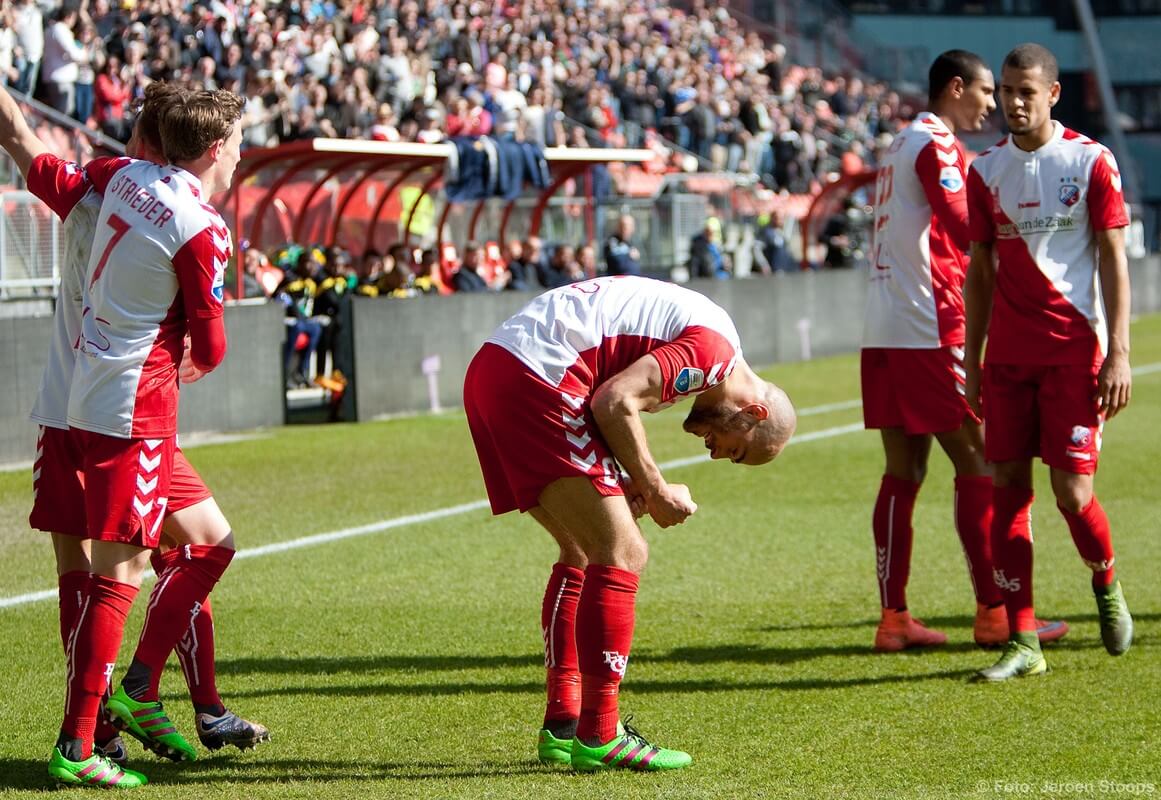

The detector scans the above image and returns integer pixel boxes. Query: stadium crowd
[1,0,902,193]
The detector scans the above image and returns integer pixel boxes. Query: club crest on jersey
[939,166,964,193]
[674,366,705,394]
[1059,184,1081,207]
[1070,425,1092,448]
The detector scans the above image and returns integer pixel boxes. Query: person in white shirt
[41,3,84,116]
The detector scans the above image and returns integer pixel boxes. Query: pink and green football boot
[570,719,692,772]
[48,747,148,788]
[105,686,196,762]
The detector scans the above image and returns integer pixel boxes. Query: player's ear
[740,402,769,422]
[208,137,226,161]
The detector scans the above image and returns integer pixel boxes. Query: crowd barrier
[1,257,1159,464]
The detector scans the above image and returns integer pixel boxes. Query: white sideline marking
[5,358,1161,611]
[0,420,868,611]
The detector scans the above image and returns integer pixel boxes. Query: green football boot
[537,728,573,766]
[570,720,692,772]
[971,632,1048,682]
[105,686,197,762]
[1095,581,1133,656]
[48,747,148,788]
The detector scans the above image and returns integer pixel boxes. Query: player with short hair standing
[0,85,266,789]
[27,89,246,787]
[964,43,1134,682]
[464,275,796,772]
[862,50,1068,651]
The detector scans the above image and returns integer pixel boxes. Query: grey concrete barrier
[0,302,286,465]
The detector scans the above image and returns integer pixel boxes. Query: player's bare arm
[0,86,50,178]
[963,240,995,417]
[1096,226,1132,418]
[590,354,697,528]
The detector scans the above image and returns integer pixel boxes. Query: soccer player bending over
[860,50,1067,652]
[464,275,795,772]
[964,43,1133,682]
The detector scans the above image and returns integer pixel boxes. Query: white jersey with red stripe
[968,123,1129,365]
[67,156,230,438]
[486,275,742,409]
[24,154,100,430]
[864,112,971,348]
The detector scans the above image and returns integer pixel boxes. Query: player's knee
[621,536,649,574]
[1054,484,1092,514]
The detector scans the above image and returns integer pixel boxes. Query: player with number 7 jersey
[43,89,246,786]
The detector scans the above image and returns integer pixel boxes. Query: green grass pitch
[1,316,1159,799]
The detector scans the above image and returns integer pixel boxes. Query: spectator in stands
[242,247,283,299]
[756,211,794,273]
[72,22,101,125]
[604,214,642,276]
[314,248,353,383]
[354,250,384,297]
[523,235,550,288]
[10,0,42,96]
[503,239,535,289]
[451,241,490,293]
[539,243,583,288]
[41,2,83,116]
[578,242,599,279]
[820,198,860,269]
[275,249,325,389]
[689,217,730,280]
[369,103,401,141]
[93,54,129,139]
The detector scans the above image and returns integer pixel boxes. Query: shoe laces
[620,716,654,749]
[1095,589,1123,621]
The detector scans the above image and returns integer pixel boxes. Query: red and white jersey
[67,156,230,438]
[968,123,1129,365]
[24,154,99,430]
[864,112,971,348]
[486,276,741,409]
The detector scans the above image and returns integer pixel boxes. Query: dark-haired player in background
[862,50,1069,652]
[965,43,1134,681]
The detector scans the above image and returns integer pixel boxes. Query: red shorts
[861,346,976,435]
[982,362,1102,474]
[30,426,212,541]
[464,343,624,514]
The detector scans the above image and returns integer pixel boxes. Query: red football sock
[576,565,638,744]
[63,576,138,758]
[992,486,1036,633]
[954,476,1003,606]
[541,563,584,726]
[872,475,919,609]
[58,570,90,655]
[152,550,223,712]
[1059,496,1116,589]
[133,545,234,701]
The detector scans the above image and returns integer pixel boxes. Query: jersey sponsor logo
[997,215,1077,238]
[938,166,964,193]
[1059,183,1081,207]
[603,650,629,677]
[674,366,705,394]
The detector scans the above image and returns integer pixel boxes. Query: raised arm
[590,355,697,528]
[1096,226,1131,418]
[0,86,51,179]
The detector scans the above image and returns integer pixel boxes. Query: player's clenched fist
[645,482,698,528]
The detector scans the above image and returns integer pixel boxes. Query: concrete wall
[0,303,285,465]
[5,258,1160,457]
[351,256,1161,420]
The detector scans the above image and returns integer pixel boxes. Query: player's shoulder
[969,136,1009,172]
[1059,127,1112,165]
